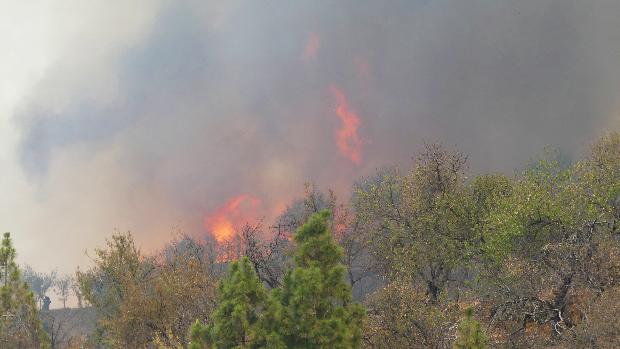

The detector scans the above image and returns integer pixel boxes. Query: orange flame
[330,85,363,164]
[204,195,260,243]
[303,32,320,61]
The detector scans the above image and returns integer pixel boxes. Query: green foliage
[185,134,620,348]
[76,233,143,317]
[474,135,620,346]
[190,257,275,349]
[16,132,620,348]
[364,279,460,349]
[274,210,365,348]
[189,319,210,349]
[354,136,620,347]
[354,144,484,302]
[191,211,365,349]
[453,308,487,349]
[0,232,50,348]
[482,150,575,260]
[78,233,220,348]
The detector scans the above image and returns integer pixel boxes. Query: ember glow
[330,85,363,164]
[204,195,261,243]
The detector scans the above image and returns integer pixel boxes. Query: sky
[1,0,620,274]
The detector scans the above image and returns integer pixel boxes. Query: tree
[274,210,365,348]
[54,274,72,309]
[76,232,221,348]
[223,183,376,297]
[351,140,610,347]
[71,276,84,308]
[0,232,50,348]
[453,308,487,349]
[354,144,479,303]
[75,232,146,347]
[255,184,376,297]
[191,211,365,348]
[225,222,292,290]
[560,286,620,348]
[364,279,459,349]
[41,308,77,349]
[22,265,57,310]
[479,139,620,346]
[244,183,336,289]
[189,257,280,349]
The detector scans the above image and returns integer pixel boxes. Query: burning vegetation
[4,3,620,348]
[4,133,616,348]
[204,195,261,243]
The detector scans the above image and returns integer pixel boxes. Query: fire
[204,195,260,243]
[303,32,320,60]
[330,85,363,164]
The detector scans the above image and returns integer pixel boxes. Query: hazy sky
[2,0,620,274]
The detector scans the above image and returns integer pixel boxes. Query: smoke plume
[3,0,620,271]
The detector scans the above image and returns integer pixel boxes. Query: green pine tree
[190,211,366,348]
[189,319,210,349]
[0,232,50,348]
[189,257,278,349]
[273,210,365,348]
[453,308,488,349]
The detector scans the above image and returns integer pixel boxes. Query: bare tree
[41,309,75,349]
[54,274,72,309]
[22,265,57,310]
[242,222,291,288]
[70,276,84,308]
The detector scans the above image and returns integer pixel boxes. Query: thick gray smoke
[11,0,620,270]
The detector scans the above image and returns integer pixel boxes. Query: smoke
[303,32,320,61]
[6,0,620,271]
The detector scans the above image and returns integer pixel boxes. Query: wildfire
[303,32,320,61]
[204,195,260,243]
[330,85,363,164]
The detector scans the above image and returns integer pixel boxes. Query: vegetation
[5,132,620,348]
[189,257,270,349]
[453,308,487,349]
[358,135,620,348]
[75,234,221,348]
[274,210,365,348]
[0,232,50,348]
[190,211,365,349]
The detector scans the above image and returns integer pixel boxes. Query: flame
[204,195,260,243]
[330,85,363,164]
[303,32,320,61]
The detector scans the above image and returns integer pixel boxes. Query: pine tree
[273,210,365,348]
[0,232,50,348]
[453,308,487,349]
[189,257,278,349]
[189,211,365,348]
